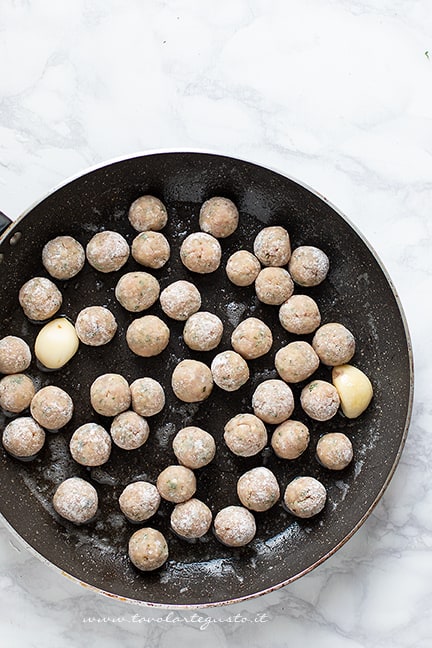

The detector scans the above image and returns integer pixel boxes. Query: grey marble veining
[1,0,431,646]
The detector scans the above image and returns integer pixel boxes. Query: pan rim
[0,149,414,609]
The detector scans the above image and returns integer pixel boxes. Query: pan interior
[0,153,411,606]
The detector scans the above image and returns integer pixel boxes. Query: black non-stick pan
[0,151,413,607]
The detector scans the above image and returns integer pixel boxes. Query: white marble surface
[0,0,431,646]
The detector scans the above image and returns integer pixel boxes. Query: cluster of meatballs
[0,193,373,572]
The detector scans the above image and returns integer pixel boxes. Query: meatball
[255,267,294,305]
[2,417,45,459]
[252,379,294,425]
[283,476,327,518]
[19,277,62,321]
[214,506,256,547]
[128,527,169,571]
[86,231,129,273]
[42,236,85,280]
[224,413,267,457]
[231,317,273,360]
[115,271,160,312]
[180,232,222,274]
[226,250,261,288]
[0,374,35,414]
[300,380,340,421]
[128,195,168,232]
[119,481,161,523]
[160,281,201,321]
[130,378,165,417]
[183,312,223,352]
[30,385,73,430]
[271,420,310,460]
[279,294,321,335]
[199,197,239,239]
[156,465,197,503]
[275,341,320,383]
[171,359,213,403]
[171,498,213,539]
[53,477,98,524]
[237,467,280,512]
[0,336,31,374]
[126,315,170,357]
[110,411,149,450]
[90,373,131,417]
[253,226,291,267]
[289,245,329,287]
[69,423,111,467]
[312,323,356,366]
[75,306,117,346]
[131,231,170,269]
[316,432,353,470]
[172,426,216,469]
[210,350,250,392]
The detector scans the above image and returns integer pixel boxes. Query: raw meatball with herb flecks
[115,272,160,312]
[231,317,272,360]
[69,422,111,467]
[0,374,35,414]
[131,231,170,269]
[130,378,165,417]
[199,197,239,239]
[255,267,294,305]
[224,413,267,457]
[90,373,131,417]
[156,465,196,503]
[279,294,321,335]
[312,323,356,366]
[75,306,117,346]
[86,231,129,273]
[171,360,213,403]
[183,312,223,352]
[110,411,149,450]
[119,481,161,523]
[128,527,169,571]
[289,245,329,287]
[42,236,85,280]
[19,277,62,321]
[284,476,327,518]
[271,420,310,460]
[210,350,250,392]
[275,341,320,384]
[172,426,216,469]
[300,380,340,421]
[160,280,201,321]
[30,385,73,430]
[53,477,98,525]
[316,432,353,470]
[253,226,291,267]
[2,417,45,459]
[214,506,256,547]
[252,379,294,425]
[237,467,280,512]
[226,250,261,287]
[128,195,168,232]
[180,232,222,274]
[126,316,170,357]
[171,498,213,539]
[0,336,31,375]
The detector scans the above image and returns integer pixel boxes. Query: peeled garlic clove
[35,318,79,370]
[332,364,373,419]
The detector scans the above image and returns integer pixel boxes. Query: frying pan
[0,151,413,608]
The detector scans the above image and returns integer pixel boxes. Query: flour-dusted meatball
[75,306,117,346]
[312,323,356,366]
[119,481,161,523]
[160,280,201,321]
[172,426,216,469]
[183,312,223,352]
[0,374,35,413]
[289,245,329,287]
[211,350,250,392]
[110,411,149,450]
[69,423,111,467]
[129,527,169,571]
[271,420,310,460]
[199,197,239,239]
[115,271,160,312]
[90,373,131,417]
[0,336,31,374]
[130,378,165,417]
[156,465,197,503]
[316,432,353,470]
[275,341,320,383]
[86,231,129,273]
[171,498,213,539]
[128,195,168,232]
[180,232,222,274]
[126,315,170,357]
[19,277,62,321]
[30,385,73,430]
[131,231,170,269]
[255,267,294,305]
[171,359,213,403]
[252,379,294,425]
[42,236,85,280]
[231,317,273,360]
[2,417,45,459]
[237,467,280,512]
[214,506,256,547]
[279,294,321,335]
[226,250,261,287]
[253,226,291,267]
[53,477,98,524]
[301,380,340,421]
[284,476,327,518]
[224,413,267,457]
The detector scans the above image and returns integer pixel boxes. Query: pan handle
[0,211,12,235]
